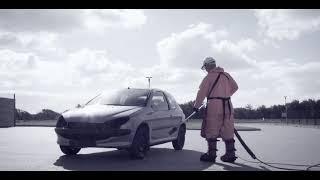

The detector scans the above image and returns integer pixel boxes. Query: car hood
[62,104,143,123]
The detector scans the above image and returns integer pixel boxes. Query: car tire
[60,145,81,155]
[129,126,149,159]
[172,125,186,150]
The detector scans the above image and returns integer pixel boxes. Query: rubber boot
[200,138,217,162]
[220,138,237,163]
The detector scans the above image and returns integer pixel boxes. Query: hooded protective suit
[194,67,238,140]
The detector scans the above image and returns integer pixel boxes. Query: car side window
[151,92,169,111]
[165,93,177,110]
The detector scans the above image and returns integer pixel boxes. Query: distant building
[0,96,15,127]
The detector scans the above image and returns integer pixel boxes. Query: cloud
[67,49,134,75]
[0,32,21,47]
[0,48,144,112]
[1,11,319,114]
[83,9,147,31]
[233,58,320,107]
[0,9,147,33]
[0,9,148,65]
[154,22,262,104]
[0,31,68,63]
[254,9,320,40]
[157,22,258,71]
[0,49,40,91]
[156,21,320,107]
[0,10,82,33]
[0,10,147,61]
[0,49,38,72]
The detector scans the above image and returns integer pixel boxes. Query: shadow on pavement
[214,162,270,171]
[54,148,270,171]
[54,148,213,171]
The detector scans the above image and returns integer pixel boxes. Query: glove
[193,107,199,113]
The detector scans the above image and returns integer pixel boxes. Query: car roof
[120,88,177,102]
[125,87,164,92]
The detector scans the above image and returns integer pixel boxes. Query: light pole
[284,96,287,124]
[146,77,152,89]
[13,93,16,127]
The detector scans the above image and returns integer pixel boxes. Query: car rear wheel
[129,126,149,159]
[172,125,186,150]
[60,145,81,155]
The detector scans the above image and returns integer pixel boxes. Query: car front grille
[67,122,105,130]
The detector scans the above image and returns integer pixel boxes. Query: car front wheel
[172,125,186,150]
[129,126,149,159]
[59,145,81,155]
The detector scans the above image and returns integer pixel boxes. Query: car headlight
[56,116,67,128]
[105,116,130,129]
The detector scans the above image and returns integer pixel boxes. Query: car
[55,88,186,159]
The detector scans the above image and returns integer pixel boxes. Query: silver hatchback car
[55,88,186,159]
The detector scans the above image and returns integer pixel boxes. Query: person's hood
[208,66,224,73]
[62,104,143,123]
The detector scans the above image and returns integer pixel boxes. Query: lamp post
[146,77,152,89]
[13,93,16,127]
[284,96,287,124]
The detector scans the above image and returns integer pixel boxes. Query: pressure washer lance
[183,103,206,122]
[183,103,320,171]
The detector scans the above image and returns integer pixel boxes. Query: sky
[1,9,320,114]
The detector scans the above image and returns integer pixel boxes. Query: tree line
[15,109,61,121]
[179,99,320,119]
[15,98,320,121]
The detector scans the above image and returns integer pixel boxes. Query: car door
[163,92,182,136]
[149,91,172,140]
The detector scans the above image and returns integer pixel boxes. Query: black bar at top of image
[1,0,320,9]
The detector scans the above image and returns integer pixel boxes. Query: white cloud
[154,22,262,104]
[0,9,147,33]
[0,48,143,112]
[0,10,147,61]
[0,49,41,91]
[83,9,147,31]
[233,58,320,108]
[0,49,38,72]
[157,22,258,71]
[0,31,68,63]
[254,9,320,40]
[156,21,320,107]
[1,10,319,114]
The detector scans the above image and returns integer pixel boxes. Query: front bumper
[55,127,131,147]
[55,127,131,140]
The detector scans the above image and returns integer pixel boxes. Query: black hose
[234,129,320,171]
[189,108,320,171]
[237,156,315,167]
[306,163,320,171]
[234,129,256,159]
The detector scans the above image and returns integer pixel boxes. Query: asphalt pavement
[0,123,319,171]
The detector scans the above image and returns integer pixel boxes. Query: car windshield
[86,89,150,107]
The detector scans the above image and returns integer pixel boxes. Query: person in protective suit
[193,57,238,163]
